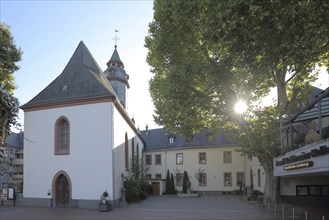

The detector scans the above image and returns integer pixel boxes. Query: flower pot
[98,203,112,212]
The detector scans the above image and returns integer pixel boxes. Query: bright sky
[1,0,159,132]
[1,1,328,133]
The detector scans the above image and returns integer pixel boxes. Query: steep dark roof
[106,46,124,68]
[21,41,116,110]
[140,128,235,151]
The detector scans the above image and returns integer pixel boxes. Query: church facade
[21,41,143,208]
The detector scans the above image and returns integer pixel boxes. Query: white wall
[24,102,114,200]
[112,106,144,201]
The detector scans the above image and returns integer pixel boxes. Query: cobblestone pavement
[1,195,278,220]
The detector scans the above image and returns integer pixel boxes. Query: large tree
[145,0,329,202]
[0,23,22,144]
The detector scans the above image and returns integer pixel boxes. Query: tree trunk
[275,69,289,114]
[260,158,281,203]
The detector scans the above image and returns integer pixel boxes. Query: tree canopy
[145,0,329,202]
[0,23,22,144]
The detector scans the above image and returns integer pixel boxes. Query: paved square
[1,195,277,220]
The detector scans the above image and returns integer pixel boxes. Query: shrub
[124,178,141,203]
[182,170,190,193]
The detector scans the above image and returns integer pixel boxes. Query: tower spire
[113,29,120,48]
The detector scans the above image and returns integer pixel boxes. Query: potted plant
[98,191,112,212]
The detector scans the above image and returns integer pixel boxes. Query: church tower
[104,44,129,109]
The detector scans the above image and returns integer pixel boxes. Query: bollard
[292,208,294,220]
[305,211,308,220]
[282,205,285,220]
[322,216,325,220]
[274,203,277,216]
[267,201,270,214]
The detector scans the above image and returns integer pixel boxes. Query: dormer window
[168,136,175,144]
[185,136,193,143]
[207,134,213,142]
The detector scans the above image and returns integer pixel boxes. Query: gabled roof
[21,41,117,110]
[140,128,235,151]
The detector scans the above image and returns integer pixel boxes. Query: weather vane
[113,29,120,47]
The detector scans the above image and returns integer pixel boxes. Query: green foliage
[182,170,190,193]
[146,0,329,202]
[124,155,151,203]
[165,169,170,193]
[131,154,149,180]
[165,169,176,194]
[0,23,22,144]
[124,178,141,203]
[170,173,175,194]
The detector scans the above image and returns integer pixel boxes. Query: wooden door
[151,182,160,196]
[56,174,70,207]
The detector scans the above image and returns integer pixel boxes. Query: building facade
[20,41,144,208]
[140,128,265,195]
[274,87,329,208]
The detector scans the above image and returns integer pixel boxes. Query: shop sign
[275,145,329,166]
[283,161,314,171]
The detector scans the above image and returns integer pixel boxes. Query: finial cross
[113,29,120,46]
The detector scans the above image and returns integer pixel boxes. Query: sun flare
[234,100,247,114]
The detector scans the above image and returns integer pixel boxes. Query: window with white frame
[199,173,207,186]
[223,151,232,163]
[199,152,206,164]
[145,174,152,180]
[155,173,162,179]
[155,154,161,165]
[168,136,175,144]
[145,154,152,165]
[224,172,232,186]
[236,172,244,186]
[176,153,183,164]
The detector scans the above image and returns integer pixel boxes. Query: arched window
[125,133,129,170]
[55,117,70,155]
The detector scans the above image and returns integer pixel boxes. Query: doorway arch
[52,171,72,207]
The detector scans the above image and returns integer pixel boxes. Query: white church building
[20,41,144,208]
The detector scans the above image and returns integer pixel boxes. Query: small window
[224,172,232,186]
[145,174,152,180]
[155,174,162,179]
[176,153,183,164]
[199,173,207,186]
[223,151,232,163]
[168,136,175,144]
[185,136,192,143]
[155,154,161,165]
[236,172,244,186]
[54,117,70,155]
[207,134,213,142]
[199,152,206,164]
[145,155,152,165]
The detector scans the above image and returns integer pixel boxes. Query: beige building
[140,129,265,195]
